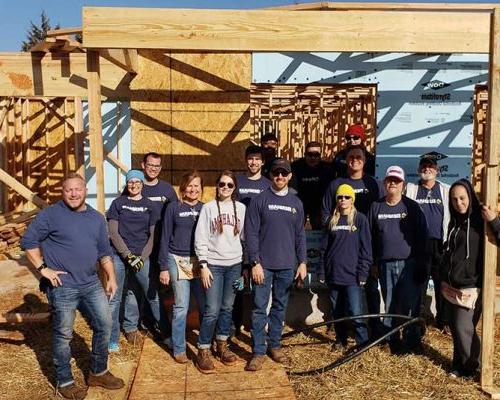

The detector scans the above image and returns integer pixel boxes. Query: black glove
[127,253,144,273]
[414,265,429,285]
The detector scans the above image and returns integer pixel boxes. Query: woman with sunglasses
[108,169,162,352]
[319,184,372,349]
[158,170,205,364]
[194,170,246,373]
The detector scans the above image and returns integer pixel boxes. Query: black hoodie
[440,179,484,289]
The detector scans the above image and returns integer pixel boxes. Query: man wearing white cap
[367,166,427,354]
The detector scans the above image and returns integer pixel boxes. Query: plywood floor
[128,332,296,400]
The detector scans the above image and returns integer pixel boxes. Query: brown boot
[87,371,125,390]
[215,340,238,365]
[173,353,189,364]
[196,349,216,374]
[268,347,287,363]
[245,355,265,371]
[124,330,143,346]
[57,383,88,400]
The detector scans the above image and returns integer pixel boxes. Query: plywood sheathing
[131,50,250,199]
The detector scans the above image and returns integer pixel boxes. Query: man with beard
[260,133,279,179]
[405,156,450,331]
[244,158,307,371]
[21,174,124,400]
[291,141,334,230]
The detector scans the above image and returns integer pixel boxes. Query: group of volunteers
[21,123,500,399]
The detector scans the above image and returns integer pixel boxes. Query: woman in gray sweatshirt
[194,170,246,373]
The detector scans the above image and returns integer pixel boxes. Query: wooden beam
[0,98,13,127]
[87,50,105,214]
[83,7,491,53]
[480,8,500,398]
[0,312,50,323]
[99,48,138,73]
[0,53,129,98]
[106,152,129,174]
[46,27,82,37]
[0,168,48,209]
[73,97,85,177]
[266,2,498,11]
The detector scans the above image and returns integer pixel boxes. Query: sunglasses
[305,151,321,158]
[271,169,289,177]
[337,195,352,201]
[346,135,361,141]
[218,181,235,189]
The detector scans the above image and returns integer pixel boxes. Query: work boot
[87,371,125,390]
[173,353,189,364]
[216,340,238,365]
[245,355,265,371]
[196,349,216,374]
[57,383,88,400]
[124,330,143,346]
[268,347,287,363]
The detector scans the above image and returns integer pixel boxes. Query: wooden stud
[83,7,491,53]
[99,48,138,73]
[46,27,82,37]
[87,50,105,213]
[73,97,85,177]
[0,168,48,209]
[480,8,500,398]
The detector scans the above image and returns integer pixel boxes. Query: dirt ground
[0,258,498,400]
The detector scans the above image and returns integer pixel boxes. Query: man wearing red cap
[333,124,376,178]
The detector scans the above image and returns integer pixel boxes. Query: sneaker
[124,330,143,346]
[87,371,125,390]
[174,353,189,364]
[57,383,88,400]
[267,347,287,364]
[332,341,347,351]
[195,349,216,374]
[108,342,120,353]
[245,355,265,371]
[216,340,238,365]
[449,370,461,379]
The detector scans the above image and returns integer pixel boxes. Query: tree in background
[21,11,60,51]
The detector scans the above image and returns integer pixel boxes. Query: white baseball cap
[385,165,405,182]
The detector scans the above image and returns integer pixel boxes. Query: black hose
[282,313,425,376]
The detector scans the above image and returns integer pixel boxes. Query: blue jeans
[251,268,294,355]
[109,254,164,344]
[168,254,205,355]
[329,284,369,346]
[47,279,111,387]
[379,258,422,347]
[198,263,241,348]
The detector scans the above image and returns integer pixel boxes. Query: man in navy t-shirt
[244,158,307,371]
[21,174,124,399]
[236,145,271,207]
[405,156,450,330]
[368,166,428,354]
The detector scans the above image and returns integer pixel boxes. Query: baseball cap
[385,165,405,182]
[270,158,291,174]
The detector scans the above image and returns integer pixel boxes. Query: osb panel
[170,52,251,91]
[172,110,250,132]
[131,129,172,170]
[130,109,171,133]
[170,92,250,112]
[131,50,171,93]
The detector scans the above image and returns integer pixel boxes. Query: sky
[0,0,497,52]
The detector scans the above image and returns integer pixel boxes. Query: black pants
[423,239,448,326]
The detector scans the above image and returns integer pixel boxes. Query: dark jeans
[328,284,369,346]
[447,298,481,375]
[379,258,423,348]
[198,263,241,348]
[251,268,294,355]
[365,273,382,338]
[47,280,111,387]
[422,239,448,326]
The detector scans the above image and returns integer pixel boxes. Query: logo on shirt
[179,211,199,218]
[122,205,149,213]
[148,196,167,203]
[239,188,262,194]
[378,212,407,220]
[210,213,240,234]
[302,177,320,183]
[268,204,297,214]
[416,198,442,205]
[331,225,358,232]
[353,188,370,194]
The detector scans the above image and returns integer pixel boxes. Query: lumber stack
[0,210,37,254]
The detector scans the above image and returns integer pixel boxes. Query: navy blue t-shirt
[158,201,204,270]
[322,175,384,224]
[142,180,178,217]
[415,184,444,240]
[368,196,427,262]
[21,201,112,288]
[236,175,271,207]
[319,213,372,286]
[245,188,307,270]
[107,196,159,255]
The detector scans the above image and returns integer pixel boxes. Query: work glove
[127,253,144,273]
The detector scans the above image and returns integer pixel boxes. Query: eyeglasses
[145,163,162,169]
[337,196,352,201]
[218,181,235,189]
[305,152,321,158]
[346,135,361,141]
[271,169,289,177]
[127,181,143,186]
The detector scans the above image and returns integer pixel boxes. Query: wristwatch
[251,260,260,268]
[37,262,48,272]
[199,262,208,269]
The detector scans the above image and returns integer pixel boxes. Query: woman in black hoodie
[440,178,500,378]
